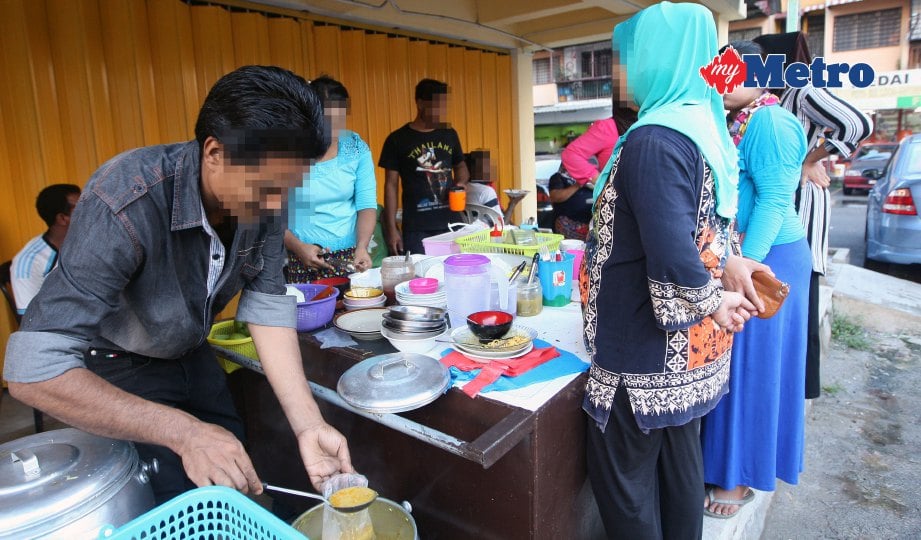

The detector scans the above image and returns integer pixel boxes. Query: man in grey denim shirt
[4,66,353,502]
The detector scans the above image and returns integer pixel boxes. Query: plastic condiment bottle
[490,225,504,244]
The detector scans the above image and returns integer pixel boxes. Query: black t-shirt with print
[378,124,465,232]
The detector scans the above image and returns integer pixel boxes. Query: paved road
[829,188,921,284]
[761,332,921,539]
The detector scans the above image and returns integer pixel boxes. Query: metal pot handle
[401,501,413,514]
[371,356,415,380]
[137,458,160,484]
[11,450,40,479]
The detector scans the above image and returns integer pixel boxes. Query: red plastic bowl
[467,310,514,341]
[408,277,439,295]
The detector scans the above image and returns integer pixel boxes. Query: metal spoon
[262,483,377,513]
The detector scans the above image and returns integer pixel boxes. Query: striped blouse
[779,86,872,274]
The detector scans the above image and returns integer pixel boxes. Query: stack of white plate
[333,308,387,341]
[450,325,536,363]
[394,280,447,309]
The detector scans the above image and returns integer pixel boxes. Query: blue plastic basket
[98,486,306,540]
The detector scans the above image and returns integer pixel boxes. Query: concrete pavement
[703,255,921,540]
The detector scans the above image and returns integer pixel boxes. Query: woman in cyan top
[285,76,377,282]
[582,6,757,537]
[700,41,812,519]
[754,32,872,400]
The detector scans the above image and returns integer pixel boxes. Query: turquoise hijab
[593,2,739,218]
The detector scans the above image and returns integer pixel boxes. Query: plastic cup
[560,239,585,252]
[537,253,574,307]
[448,186,466,211]
[566,249,584,282]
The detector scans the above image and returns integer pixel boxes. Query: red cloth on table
[440,346,561,398]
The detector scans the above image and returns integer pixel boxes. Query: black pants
[804,271,821,399]
[586,388,703,540]
[84,343,244,504]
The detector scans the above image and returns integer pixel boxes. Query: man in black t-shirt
[379,79,469,255]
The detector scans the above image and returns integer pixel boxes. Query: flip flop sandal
[703,487,755,519]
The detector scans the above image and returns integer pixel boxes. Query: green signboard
[896,95,921,109]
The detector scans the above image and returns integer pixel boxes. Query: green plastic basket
[98,486,306,540]
[455,229,563,257]
[207,320,259,373]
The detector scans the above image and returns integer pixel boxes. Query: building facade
[730,0,921,140]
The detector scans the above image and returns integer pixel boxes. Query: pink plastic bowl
[408,277,439,295]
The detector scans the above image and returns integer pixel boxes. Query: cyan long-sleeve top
[735,105,808,262]
[287,130,377,251]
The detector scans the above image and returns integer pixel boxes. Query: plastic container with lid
[380,256,415,305]
[444,254,492,326]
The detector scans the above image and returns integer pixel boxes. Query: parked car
[843,143,898,195]
[534,157,561,229]
[864,135,921,266]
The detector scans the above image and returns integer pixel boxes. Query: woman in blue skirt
[701,40,812,518]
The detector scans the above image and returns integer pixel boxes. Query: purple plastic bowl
[290,283,340,332]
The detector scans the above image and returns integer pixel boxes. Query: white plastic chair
[462,203,502,227]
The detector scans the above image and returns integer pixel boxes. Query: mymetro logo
[699,45,876,94]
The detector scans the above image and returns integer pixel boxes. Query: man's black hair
[36,184,81,227]
[194,65,329,165]
[725,40,764,57]
[310,75,349,105]
[415,78,448,102]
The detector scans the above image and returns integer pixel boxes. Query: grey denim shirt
[4,141,296,383]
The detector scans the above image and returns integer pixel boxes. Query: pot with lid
[337,352,450,414]
[0,428,157,540]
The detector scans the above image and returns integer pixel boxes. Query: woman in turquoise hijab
[581,3,761,537]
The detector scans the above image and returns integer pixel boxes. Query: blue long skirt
[701,238,812,491]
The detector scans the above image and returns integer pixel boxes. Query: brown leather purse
[751,271,790,319]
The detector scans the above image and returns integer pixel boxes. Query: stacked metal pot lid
[381,306,448,338]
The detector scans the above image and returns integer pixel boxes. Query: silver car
[864,134,921,265]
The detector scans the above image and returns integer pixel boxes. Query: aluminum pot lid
[0,428,138,533]
[337,353,450,413]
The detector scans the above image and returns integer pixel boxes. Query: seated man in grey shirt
[4,66,353,503]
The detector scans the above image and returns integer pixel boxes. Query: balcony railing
[556,78,613,102]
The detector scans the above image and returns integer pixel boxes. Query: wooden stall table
[221,303,603,539]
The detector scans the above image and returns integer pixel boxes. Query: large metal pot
[292,498,419,540]
[0,428,157,539]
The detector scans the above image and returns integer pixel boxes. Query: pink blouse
[561,118,619,184]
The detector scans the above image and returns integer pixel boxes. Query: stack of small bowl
[380,305,449,354]
[343,287,386,311]
[395,278,446,309]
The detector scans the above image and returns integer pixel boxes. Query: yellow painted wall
[0,0,515,377]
